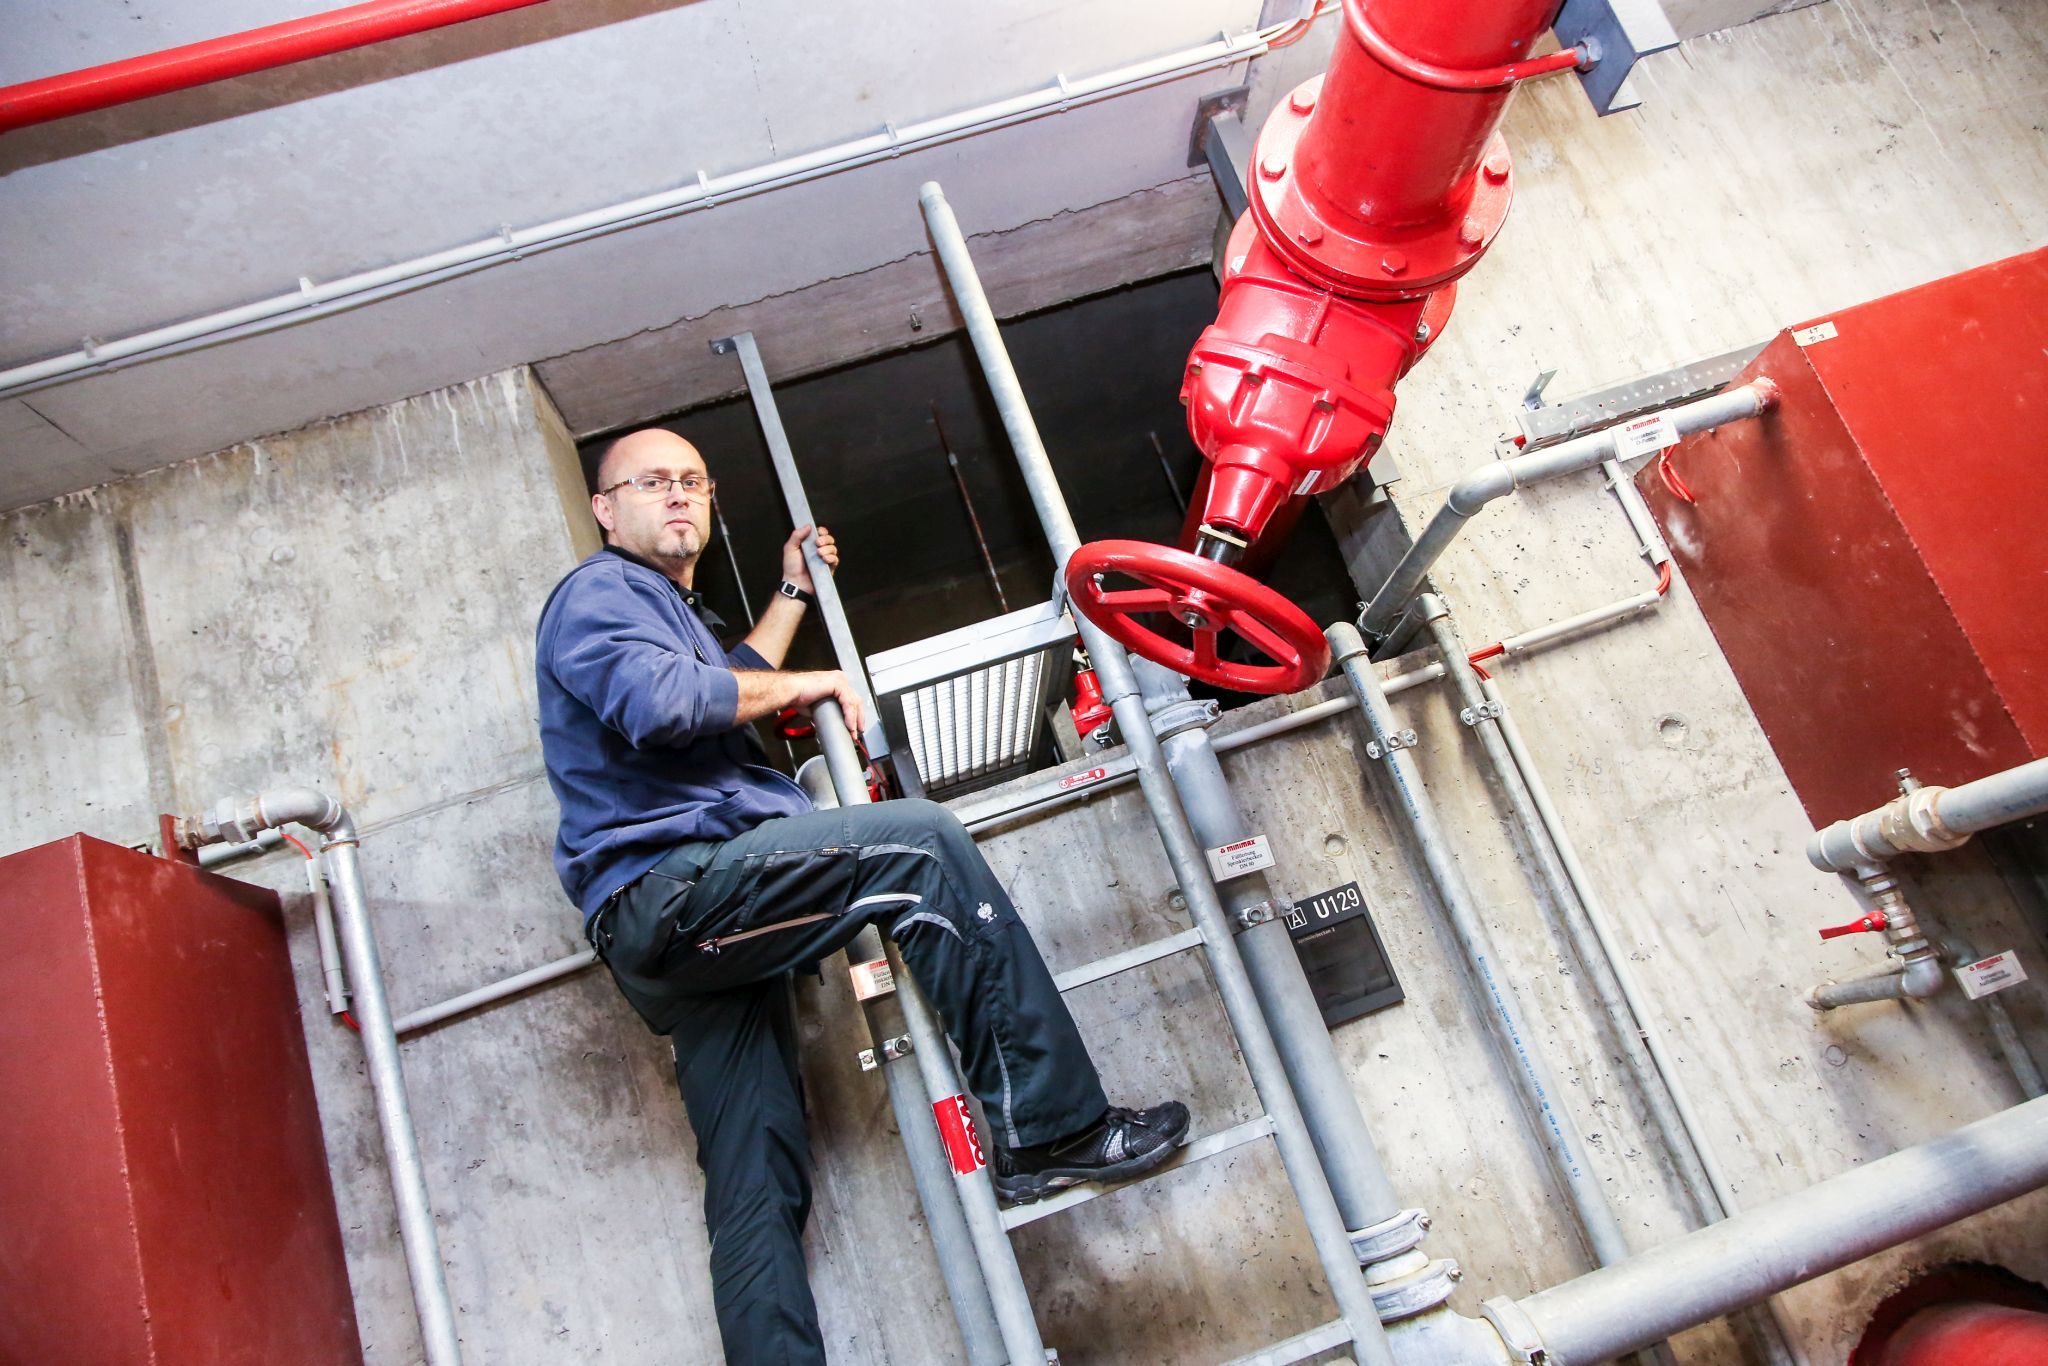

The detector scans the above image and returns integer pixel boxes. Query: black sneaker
[992,1101,1191,1204]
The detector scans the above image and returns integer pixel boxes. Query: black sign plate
[1284,880,1404,1027]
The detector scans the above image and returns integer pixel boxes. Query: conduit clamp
[1365,729,1418,760]
[1458,701,1503,727]
[858,1035,914,1072]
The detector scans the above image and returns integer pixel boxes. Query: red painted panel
[0,839,154,1366]
[1638,248,2048,825]
[0,836,362,1365]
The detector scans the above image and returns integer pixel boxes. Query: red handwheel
[1065,540,1331,695]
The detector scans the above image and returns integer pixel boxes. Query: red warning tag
[1058,765,1110,791]
[932,1094,986,1175]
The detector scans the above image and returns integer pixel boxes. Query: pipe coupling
[181,786,349,848]
[1809,786,1968,870]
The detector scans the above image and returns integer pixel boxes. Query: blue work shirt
[536,545,810,924]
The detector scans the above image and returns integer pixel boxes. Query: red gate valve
[1065,540,1331,694]
[1817,910,1891,940]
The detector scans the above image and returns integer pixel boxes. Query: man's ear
[591,492,615,536]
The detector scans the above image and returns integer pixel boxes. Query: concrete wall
[4,2,2048,1363]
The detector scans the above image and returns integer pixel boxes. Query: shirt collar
[603,544,725,629]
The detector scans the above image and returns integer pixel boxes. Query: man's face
[592,431,713,569]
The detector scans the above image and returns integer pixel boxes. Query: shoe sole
[993,1127,1191,1205]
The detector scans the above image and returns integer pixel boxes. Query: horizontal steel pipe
[1511,1096,2048,1365]
[1360,381,1778,638]
[1809,757,2048,871]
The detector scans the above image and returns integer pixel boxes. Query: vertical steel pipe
[922,179,1396,1366]
[318,825,465,1366]
[1478,675,1809,1365]
[1135,659,1405,1231]
[726,342,1020,1365]
[1327,623,1633,1272]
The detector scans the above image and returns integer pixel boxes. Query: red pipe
[0,0,552,136]
[1871,1303,2048,1366]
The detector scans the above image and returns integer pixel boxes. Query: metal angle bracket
[1554,0,1679,116]
[1365,729,1418,760]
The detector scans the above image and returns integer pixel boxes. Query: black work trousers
[589,798,1108,1366]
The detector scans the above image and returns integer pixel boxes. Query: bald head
[591,428,713,582]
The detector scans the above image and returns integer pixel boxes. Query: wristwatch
[777,579,816,606]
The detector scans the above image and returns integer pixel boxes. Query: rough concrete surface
[4,2,2048,1364]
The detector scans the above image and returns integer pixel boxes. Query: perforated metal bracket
[1479,1296,1550,1364]
[1365,730,1418,760]
[1232,899,1279,934]
[1459,701,1503,727]
[857,1034,914,1072]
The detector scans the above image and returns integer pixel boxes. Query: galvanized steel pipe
[1809,758,2048,872]
[924,179,1397,1366]
[186,787,462,1366]
[1360,380,1779,639]
[1327,622,1633,1272]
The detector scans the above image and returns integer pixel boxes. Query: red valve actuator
[1818,911,1890,940]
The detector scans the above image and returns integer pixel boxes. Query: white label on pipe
[1293,468,1322,496]
[1613,413,1681,459]
[1206,834,1276,881]
[1792,320,1839,346]
[849,958,896,1000]
[1956,951,2027,1000]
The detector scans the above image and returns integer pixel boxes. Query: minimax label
[1206,834,1276,881]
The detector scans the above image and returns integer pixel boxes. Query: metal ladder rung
[999,1114,1275,1230]
[1051,925,1206,994]
[1220,1317,1353,1366]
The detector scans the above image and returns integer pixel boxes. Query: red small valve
[1818,910,1890,940]
[1070,656,1113,735]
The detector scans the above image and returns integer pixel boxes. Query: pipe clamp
[1350,1206,1431,1266]
[1479,1296,1549,1364]
[857,1035,914,1072]
[1365,729,1418,760]
[1232,899,1280,933]
[1458,701,1503,726]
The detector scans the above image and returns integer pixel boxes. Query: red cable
[340,1011,362,1032]
[1468,642,1505,665]
[1658,452,1696,505]
[1654,560,1673,596]
[280,830,314,860]
[1342,0,1583,91]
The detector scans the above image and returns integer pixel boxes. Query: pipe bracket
[857,1034,914,1072]
[1150,697,1222,742]
[1365,729,1419,760]
[1232,899,1280,934]
[1458,701,1503,726]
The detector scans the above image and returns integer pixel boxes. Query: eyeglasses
[600,473,717,500]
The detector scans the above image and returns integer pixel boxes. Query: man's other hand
[783,525,838,592]
[793,669,865,737]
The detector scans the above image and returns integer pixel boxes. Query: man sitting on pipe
[535,427,1190,1365]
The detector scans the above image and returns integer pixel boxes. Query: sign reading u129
[1286,881,1366,934]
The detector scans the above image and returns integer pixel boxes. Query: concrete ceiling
[0,0,1281,510]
